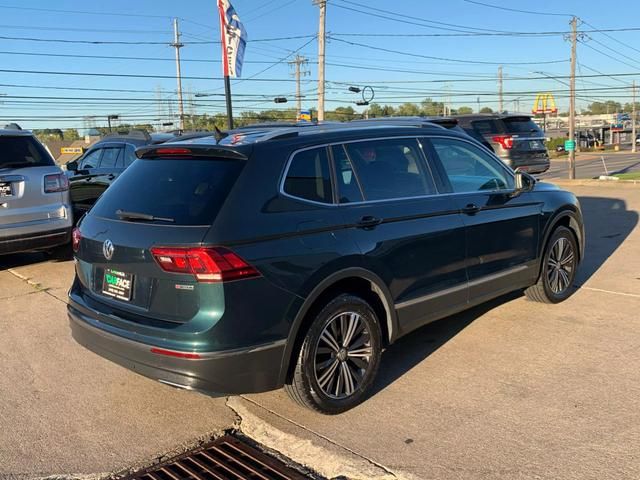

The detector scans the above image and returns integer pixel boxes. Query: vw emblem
[103,239,114,261]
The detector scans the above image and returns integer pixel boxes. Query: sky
[1,0,639,131]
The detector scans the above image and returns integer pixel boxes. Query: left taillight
[492,135,514,150]
[150,246,260,283]
[71,227,81,253]
[44,173,69,193]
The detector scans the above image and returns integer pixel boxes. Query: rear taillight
[71,227,81,253]
[44,173,69,193]
[150,247,260,283]
[492,135,514,150]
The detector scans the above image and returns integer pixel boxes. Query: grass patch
[613,172,640,180]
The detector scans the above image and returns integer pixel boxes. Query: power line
[581,19,640,56]
[0,34,315,45]
[462,0,572,17]
[330,37,568,66]
[579,39,640,71]
[331,27,640,38]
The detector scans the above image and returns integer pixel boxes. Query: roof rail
[258,128,300,142]
[3,123,22,130]
[102,129,151,141]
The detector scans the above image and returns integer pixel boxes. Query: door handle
[462,203,481,215]
[357,215,382,228]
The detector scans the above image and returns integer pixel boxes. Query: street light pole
[633,80,637,153]
[314,0,326,121]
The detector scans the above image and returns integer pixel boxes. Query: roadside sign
[564,140,576,151]
[60,147,84,154]
[297,110,312,122]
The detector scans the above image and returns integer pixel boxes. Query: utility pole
[568,16,577,179]
[288,55,309,117]
[171,18,185,131]
[633,80,637,153]
[497,66,503,113]
[314,0,326,121]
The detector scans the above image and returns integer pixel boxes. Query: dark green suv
[68,124,584,414]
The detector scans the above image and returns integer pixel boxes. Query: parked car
[454,113,551,174]
[0,124,72,255]
[65,130,173,222]
[68,124,584,414]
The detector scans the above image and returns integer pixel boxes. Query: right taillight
[150,246,260,283]
[492,135,514,150]
[71,227,81,253]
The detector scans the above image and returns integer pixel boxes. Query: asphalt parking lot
[1,182,640,480]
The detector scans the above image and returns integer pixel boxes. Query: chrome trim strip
[395,264,529,310]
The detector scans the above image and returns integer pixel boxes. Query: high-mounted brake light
[71,227,81,253]
[150,246,260,283]
[492,135,514,150]
[153,147,192,156]
[44,173,69,193]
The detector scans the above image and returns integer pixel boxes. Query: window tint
[344,138,434,201]
[503,117,543,134]
[284,147,333,204]
[122,144,137,168]
[331,145,363,203]
[0,136,54,169]
[98,147,122,169]
[79,149,102,169]
[472,120,500,135]
[91,158,244,226]
[431,138,514,193]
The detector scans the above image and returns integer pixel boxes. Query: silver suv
[0,125,72,255]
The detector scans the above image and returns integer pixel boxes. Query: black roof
[453,113,533,121]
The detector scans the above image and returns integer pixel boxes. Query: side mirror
[67,160,78,172]
[513,170,536,196]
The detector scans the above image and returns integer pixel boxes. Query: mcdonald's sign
[532,93,558,114]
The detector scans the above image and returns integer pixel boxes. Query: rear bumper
[0,227,71,254]
[68,298,286,395]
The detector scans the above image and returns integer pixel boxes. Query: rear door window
[283,147,333,204]
[122,144,137,168]
[331,145,363,203]
[90,158,245,225]
[344,138,434,201]
[98,147,122,169]
[0,136,54,169]
[503,117,543,135]
[471,119,501,135]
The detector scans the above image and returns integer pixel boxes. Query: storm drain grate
[120,434,311,480]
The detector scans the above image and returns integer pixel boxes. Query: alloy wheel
[546,237,575,294]
[313,311,372,399]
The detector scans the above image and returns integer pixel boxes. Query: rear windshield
[90,158,244,226]
[0,136,54,169]
[503,117,543,135]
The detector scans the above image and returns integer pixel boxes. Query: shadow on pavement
[372,291,522,396]
[372,195,638,396]
[0,248,71,271]
[576,196,638,285]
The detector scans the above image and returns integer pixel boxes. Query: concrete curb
[228,397,418,480]
[543,179,640,187]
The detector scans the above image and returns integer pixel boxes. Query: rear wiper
[116,209,175,223]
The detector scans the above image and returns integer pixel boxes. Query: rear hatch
[499,116,549,168]
[74,147,247,326]
[0,135,68,229]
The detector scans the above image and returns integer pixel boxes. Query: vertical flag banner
[217,0,247,78]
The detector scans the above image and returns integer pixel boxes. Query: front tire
[525,226,578,303]
[285,294,382,414]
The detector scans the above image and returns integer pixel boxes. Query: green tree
[585,101,621,114]
[479,107,494,114]
[420,98,445,116]
[396,102,421,116]
[457,106,473,114]
[325,106,358,121]
[63,129,80,141]
[623,102,640,113]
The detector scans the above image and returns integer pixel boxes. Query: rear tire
[285,294,382,414]
[525,226,578,303]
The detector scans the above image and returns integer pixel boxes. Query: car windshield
[0,136,55,169]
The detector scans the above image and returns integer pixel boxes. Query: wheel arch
[278,267,398,385]
[537,208,584,279]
